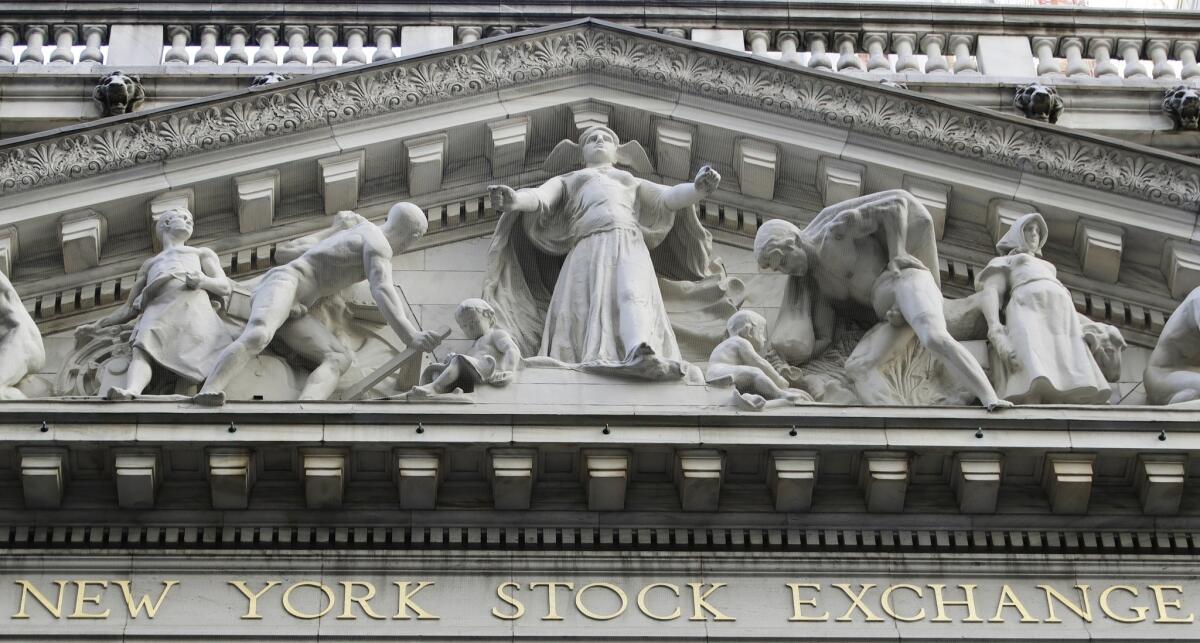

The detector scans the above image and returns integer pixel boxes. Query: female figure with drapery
[483,126,740,380]
[976,212,1120,404]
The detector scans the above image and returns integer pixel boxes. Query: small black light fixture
[416,422,425,434]
[788,425,797,437]
[39,421,48,433]
[975,427,984,439]
[227,422,237,434]
[1158,428,1167,442]
[602,424,611,435]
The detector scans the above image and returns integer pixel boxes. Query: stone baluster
[1118,39,1147,78]
[486,26,511,39]
[1177,41,1200,81]
[49,25,76,65]
[163,25,190,64]
[892,33,919,73]
[777,31,801,65]
[194,25,219,65]
[1032,37,1060,76]
[805,32,831,70]
[342,27,367,65]
[661,28,686,40]
[1088,38,1120,78]
[921,34,949,74]
[1147,40,1175,79]
[1060,37,1090,77]
[253,27,279,64]
[835,33,864,71]
[0,27,15,65]
[457,26,482,44]
[79,25,105,64]
[949,35,978,75]
[283,26,309,65]
[312,26,337,66]
[20,25,46,64]
[224,27,249,64]
[746,30,769,56]
[367,27,395,62]
[863,33,891,72]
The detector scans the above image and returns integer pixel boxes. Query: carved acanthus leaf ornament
[0,22,1197,210]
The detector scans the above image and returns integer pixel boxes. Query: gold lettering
[786,583,829,622]
[12,580,68,619]
[492,582,525,620]
[687,583,735,621]
[228,581,281,620]
[989,585,1038,623]
[929,584,983,623]
[1149,585,1194,623]
[1039,585,1092,623]
[529,582,574,621]
[393,581,439,620]
[338,581,385,620]
[832,583,884,622]
[282,581,335,620]
[1099,585,1148,623]
[114,581,178,619]
[69,580,110,619]
[637,583,681,621]
[575,582,628,621]
[880,584,925,622]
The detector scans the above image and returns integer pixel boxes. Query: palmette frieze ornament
[0,22,1195,209]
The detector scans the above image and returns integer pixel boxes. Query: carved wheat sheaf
[1,25,1198,210]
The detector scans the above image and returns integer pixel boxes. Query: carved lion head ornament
[92,71,145,117]
[1013,83,1065,125]
[1162,85,1200,130]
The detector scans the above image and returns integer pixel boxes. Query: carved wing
[542,139,581,176]
[616,140,654,175]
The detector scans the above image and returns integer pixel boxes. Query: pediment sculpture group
[1,126,1198,409]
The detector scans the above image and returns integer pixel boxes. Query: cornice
[1,20,1197,211]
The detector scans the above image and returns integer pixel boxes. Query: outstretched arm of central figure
[489,177,566,217]
[364,244,442,352]
[658,165,721,211]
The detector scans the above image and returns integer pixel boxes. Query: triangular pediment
[1,18,1197,354]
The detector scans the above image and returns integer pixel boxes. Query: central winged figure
[484,126,738,380]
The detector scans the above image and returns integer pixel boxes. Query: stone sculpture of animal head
[1162,85,1200,130]
[92,71,145,117]
[1013,83,1064,124]
[250,72,292,88]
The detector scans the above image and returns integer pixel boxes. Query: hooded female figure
[483,126,738,379]
[976,212,1113,404]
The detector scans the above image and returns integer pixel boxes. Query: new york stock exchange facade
[3,1,1200,640]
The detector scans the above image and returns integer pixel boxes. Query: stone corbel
[395,449,441,510]
[951,452,1002,514]
[570,101,611,134]
[654,120,695,182]
[114,450,161,510]
[817,157,864,207]
[581,449,630,512]
[986,199,1037,246]
[234,169,280,234]
[734,138,778,200]
[768,450,818,513]
[489,448,536,510]
[675,449,723,512]
[0,226,17,277]
[858,451,909,513]
[208,449,254,510]
[901,176,950,240]
[1136,454,1186,516]
[486,116,530,178]
[59,209,107,274]
[404,134,447,197]
[1073,219,1124,284]
[1160,240,1200,299]
[21,448,67,509]
[1041,453,1095,515]
[148,188,194,251]
[317,151,365,214]
[302,450,347,510]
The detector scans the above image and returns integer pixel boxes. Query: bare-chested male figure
[754,189,1010,410]
[194,202,444,406]
[1145,286,1200,405]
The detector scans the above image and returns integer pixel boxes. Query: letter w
[114,581,179,618]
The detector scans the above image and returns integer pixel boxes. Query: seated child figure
[412,298,521,396]
[706,310,812,408]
